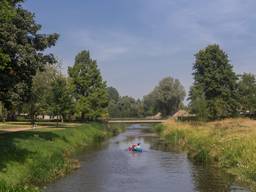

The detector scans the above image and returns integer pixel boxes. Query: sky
[24,0,256,99]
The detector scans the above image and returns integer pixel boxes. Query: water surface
[45,124,249,192]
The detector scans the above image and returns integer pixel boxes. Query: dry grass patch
[160,118,256,189]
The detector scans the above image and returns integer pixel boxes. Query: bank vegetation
[0,123,121,192]
[155,118,256,190]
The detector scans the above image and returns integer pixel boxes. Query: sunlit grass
[160,118,256,189]
[0,122,117,192]
[0,121,82,131]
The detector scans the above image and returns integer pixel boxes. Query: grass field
[154,118,256,190]
[0,122,118,192]
[0,121,82,131]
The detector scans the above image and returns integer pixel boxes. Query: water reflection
[45,124,250,192]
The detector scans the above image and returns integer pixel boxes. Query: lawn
[0,122,114,192]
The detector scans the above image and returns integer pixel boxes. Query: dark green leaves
[143,77,186,117]
[189,44,239,120]
[0,0,59,107]
[68,50,108,120]
[237,73,256,115]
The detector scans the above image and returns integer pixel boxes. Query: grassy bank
[0,122,119,192]
[155,118,256,190]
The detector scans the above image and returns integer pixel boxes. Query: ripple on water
[45,124,250,192]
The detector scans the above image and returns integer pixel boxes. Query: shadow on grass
[0,130,61,172]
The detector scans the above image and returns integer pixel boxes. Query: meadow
[0,122,118,192]
[154,118,256,190]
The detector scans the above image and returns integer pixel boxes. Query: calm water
[45,124,250,192]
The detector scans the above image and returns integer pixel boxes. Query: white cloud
[55,0,256,98]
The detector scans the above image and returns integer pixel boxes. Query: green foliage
[165,129,186,145]
[68,51,108,120]
[0,102,6,121]
[108,95,144,118]
[0,180,39,192]
[143,76,186,117]
[152,124,165,134]
[107,86,145,118]
[143,93,156,116]
[23,65,58,123]
[117,96,140,117]
[161,120,256,189]
[189,44,239,120]
[107,87,119,103]
[48,74,74,123]
[0,1,16,22]
[0,123,109,191]
[189,85,208,121]
[0,1,59,107]
[237,73,256,115]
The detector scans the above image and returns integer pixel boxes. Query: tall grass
[0,123,117,192]
[158,118,256,189]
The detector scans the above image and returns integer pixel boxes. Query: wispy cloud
[25,0,256,98]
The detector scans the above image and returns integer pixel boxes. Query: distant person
[134,143,141,150]
[128,143,141,152]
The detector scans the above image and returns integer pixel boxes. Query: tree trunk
[81,112,85,121]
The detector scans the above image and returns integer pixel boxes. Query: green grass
[157,119,256,190]
[0,122,117,192]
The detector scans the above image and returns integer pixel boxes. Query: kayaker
[134,143,141,150]
[128,143,141,151]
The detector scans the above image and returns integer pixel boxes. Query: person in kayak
[134,143,141,150]
[128,143,141,151]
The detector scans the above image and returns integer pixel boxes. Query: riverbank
[154,118,256,190]
[0,122,120,192]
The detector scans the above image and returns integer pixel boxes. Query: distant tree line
[108,44,256,120]
[107,77,186,118]
[1,1,255,122]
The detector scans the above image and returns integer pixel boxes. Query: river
[45,124,250,192]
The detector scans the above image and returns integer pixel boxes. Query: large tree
[237,73,256,116]
[144,76,186,117]
[0,0,59,108]
[189,44,238,120]
[68,50,108,120]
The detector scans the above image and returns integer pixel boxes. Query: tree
[188,85,207,121]
[107,86,120,117]
[107,87,119,103]
[68,50,108,120]
[116,96,140,118]
[143,92,157,116]
[144,77,185,117]
[24,65,58,125]
[0,102,7,122]
[237,73,256,116]
[49,74,74,126]
[0,0,59,108]
[189,44,238,120]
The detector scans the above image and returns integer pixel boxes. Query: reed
[158,118,256,189]
[0,122,117,192]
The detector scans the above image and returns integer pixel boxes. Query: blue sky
[24,0,256,99]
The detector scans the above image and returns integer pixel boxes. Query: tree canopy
[237,73,256,115]
[68,50,108,120]
[143,76,186,117]
[107,87,120,103]
[189,44,238,120]
[0,0,59,108]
